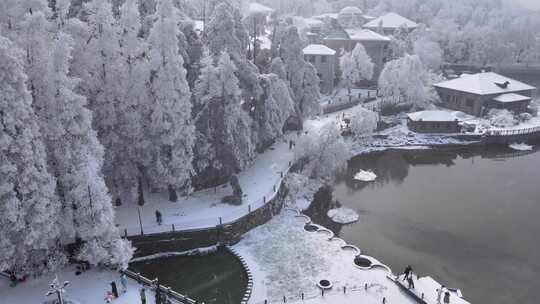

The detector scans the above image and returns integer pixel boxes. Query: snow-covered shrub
[488,109,517,128]
[349,107,378,139]
[519,112,533,122]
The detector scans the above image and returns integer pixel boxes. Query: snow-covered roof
[248,3,274,15]
[339,6,363,15]
[346,29,391,41]
[193,20,204,33]
[363,12,418,30]
[434,72,536,95]
[492,93,532,103]
[303,44,336,56]
[313,13,339,20]
[407,110,467,122]
[305,18,324,27]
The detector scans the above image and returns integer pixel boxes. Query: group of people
[104,274,128,303]
[402,265,451,304]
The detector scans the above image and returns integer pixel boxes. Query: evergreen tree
[0,35,64,275]
[147,0,195,198]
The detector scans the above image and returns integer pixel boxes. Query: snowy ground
[233,208,417,304]
[115,135,296,236]
[0,267,156,304]
[320,88,377,105]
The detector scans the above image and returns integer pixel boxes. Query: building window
[309,56,315,63]
[321,56,327,63]
[466,99,474,107]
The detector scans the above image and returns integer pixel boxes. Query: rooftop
[339,6,363,15]
[492,93,532,103]
[434,72,536,95]
[248,2,274,15]
[407,110,469,122]
[303,44,336,56]
[363,12,418,30]
[346,28,391,41]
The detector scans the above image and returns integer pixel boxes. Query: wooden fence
[122,269,198,304]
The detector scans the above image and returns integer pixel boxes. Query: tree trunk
[168,185,178,202]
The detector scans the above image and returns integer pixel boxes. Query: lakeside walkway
[114,135,297,236]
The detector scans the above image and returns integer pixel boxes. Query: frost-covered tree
[206,3,261,98]
[193,51,256,186]
[378,54,431,108]
[413,37,443,71]
[340,43,374,102]
[255,74,296,149]
[349,107,378,140]
[146,0,195,199]
[279,26,321,119]
[0,35,64,275]
[488,109,517,128]
[19,8,133,269]
[296,122,350,183]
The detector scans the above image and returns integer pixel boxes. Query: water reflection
[308,146,540,304]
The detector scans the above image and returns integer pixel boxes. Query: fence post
[322,289,325,297]
[248,204,251,213]
[273,185,276,192]
[263,196,266,203]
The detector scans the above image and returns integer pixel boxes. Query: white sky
[516,0,540,10]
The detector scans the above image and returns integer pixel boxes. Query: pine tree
[0,35,64,275]
[20,9,133,269]
[147,0,195,199]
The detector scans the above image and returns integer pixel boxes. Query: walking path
[0,267,158,304]
[114,135,297,236]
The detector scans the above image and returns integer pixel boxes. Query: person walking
[443,291,451,304]
[436,285,446,304]
[155,210,162,225]
[403,265,412,281]
[407,276,415,289]
[110,281,118,298]
[140,287,147,304]
[120,274,128,293]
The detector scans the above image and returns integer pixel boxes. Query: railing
[123,158,294,238]
[122,269,198,304]
[485,125,540,136]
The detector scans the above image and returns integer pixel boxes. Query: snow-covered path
[0,267,156,304]
[115,135,296,236]
[233,209,417,304]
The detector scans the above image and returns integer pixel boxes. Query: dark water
[129,248,247,304]
[307,147,540,304]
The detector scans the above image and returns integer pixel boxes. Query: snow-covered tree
[193,50,255,185]
[0,35,64,275]
[340,43,374,102]
[296,122,350,183]
[206,3,260,98]
[413,37,443,71]
[349,106,379,140]
[279,26,322,119]
[378,54,431,108]
[146,0,195,199]
[254,73,296,149]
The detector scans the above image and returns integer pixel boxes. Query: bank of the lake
[306,145,540,304]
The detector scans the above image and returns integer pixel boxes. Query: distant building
[407,110,465,133]
[434,72,536,116]
[303,44,337,94]
[337,6,365,29]
[363,12,418,35]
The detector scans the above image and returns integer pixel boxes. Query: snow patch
[130,245,218,263]
[327,207,359,224]
[509,143,533,151]
[354,170,377,182]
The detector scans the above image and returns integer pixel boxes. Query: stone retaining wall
[129,182,289,256]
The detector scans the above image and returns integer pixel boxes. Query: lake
[306,146,540,304]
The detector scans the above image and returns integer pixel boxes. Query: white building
[303,44,337,94]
